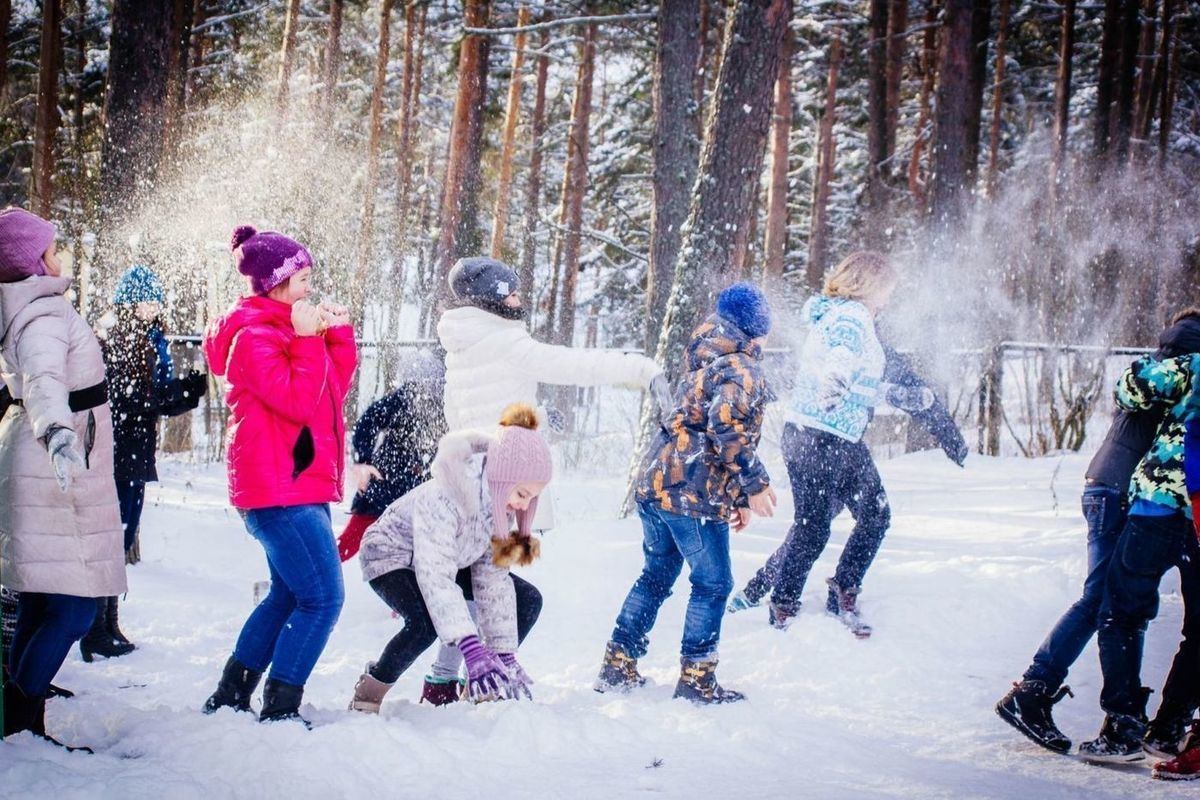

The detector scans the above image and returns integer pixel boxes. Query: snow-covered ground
[2,451,1193,799]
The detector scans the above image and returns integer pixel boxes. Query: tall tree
[645,0,702,350]
[1050,0,1076,193]
[0,0,11,108]
[986,0,1010,193]
[163,0,195,147]
[808,33,841,287]
[884,0,907,161]
[490,5,531,259]
[1131,0,1159,148]
[321,0,345,122]
[1157,4,1179,167]
[654,0,792,374]
[394,2,426,260]
[929,0,976,224]
[518,26,550,316]
[908,0,939,210]
[1142,0,1173,140]
[1112,0,1141,159]
[275,0,302,119]
[433,0,490,311]
[31,0,63,218]
[551,21,597,346]
[186,0,208,101]
[1094,0,1122,157]
[963,0,991,187]
[865,0,889,218]
[762,25,792,281]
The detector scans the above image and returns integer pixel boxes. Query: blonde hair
[823,251,897,302]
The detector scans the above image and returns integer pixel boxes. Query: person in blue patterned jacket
[594,283,778,705]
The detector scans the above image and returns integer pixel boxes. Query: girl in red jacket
[200,226,357,727]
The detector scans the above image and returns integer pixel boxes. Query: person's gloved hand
[885,384,936,413]
[46,427,86,493]
[458,634,514,701]
[185,370,208,399]
[649,373,675,430]
[337,523,367,562]
[499,652,533,700]
[545,408,566,435]
[815,373,850,411]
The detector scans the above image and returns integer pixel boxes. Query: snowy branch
[464,12,657,36]
[542,217,648,262]
[193,3,270,33]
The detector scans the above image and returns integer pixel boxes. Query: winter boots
[420,676,464,706]
[259,678,310,728]
[767,600,798,631]
[203,656,263,715]
[2,680,92,753]
[79,597,135,662]
[995,680,1074,754]
[350,663,394,713]
[673,658,745,705]
[1154,724,1200,781]
[1143,707,1196,759]
[106,595,132,646]
[726,590,760,614]
[826,578,872,638]
[594,641,647,694]
[1079,691,1152,764]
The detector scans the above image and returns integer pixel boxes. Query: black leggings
[368,568,542,684]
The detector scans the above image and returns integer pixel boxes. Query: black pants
[749,424,890,610]
[117,480,146,553]
[368,568,542,684]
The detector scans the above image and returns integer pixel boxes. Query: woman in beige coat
[0,207,125,751]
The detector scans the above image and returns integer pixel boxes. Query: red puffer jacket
[204,295,357,510]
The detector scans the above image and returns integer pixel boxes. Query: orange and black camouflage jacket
[636,315,773,521]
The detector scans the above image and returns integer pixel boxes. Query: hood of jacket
[685,314,762,374]
[204,295,293,378]
[437,305,523,356]
[429,428,493,517]
[801,294,869,327]
[0,274,71,346]
[1158,314,1200,359]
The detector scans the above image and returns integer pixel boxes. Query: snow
[2,450,1192,799]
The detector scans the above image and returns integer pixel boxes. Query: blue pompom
[716,282,771,338]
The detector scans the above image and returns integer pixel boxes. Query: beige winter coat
[0,275,126,596]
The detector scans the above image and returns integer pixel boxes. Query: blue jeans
[1023,484,1125,690]
[7,593,95,696]
[611,501,734,661]
[117,480,146,552]
[232,504,344,686]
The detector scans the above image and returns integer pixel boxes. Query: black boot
[672,658,746,705]
[203,656,263,715]
[106,596,133,646]
[995,679,1074,754]
[3,680,92,752]
[1079,689,1152,763]
[1144,706,1195,759]
[79,599,135,662]
[259,678,311,728]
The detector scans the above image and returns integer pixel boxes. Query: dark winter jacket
[636,314,773,522]
[1086,315,1200,490]
[881,345,968,465]
[351,375,447,517]
[103,315,206,483]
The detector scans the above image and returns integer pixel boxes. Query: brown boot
[593,641,646,693]
[673,658,746,705]
[349,663,393,714]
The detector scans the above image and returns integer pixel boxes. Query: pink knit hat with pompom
[0,207,55,283]
[230,225,313,295]
[485,416,553,540]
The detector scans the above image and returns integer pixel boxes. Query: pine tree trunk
[490,5,531,260]
[0,0,12,108]
[884,0,907,157]
[908,0,938,212]
[552,21,597,347]
[1094,0,1122,158]
[963,0,991,188]
[1157,8,1178,168]
[519,26,550,323]
[276,0,302,120]
[186,0,207,101]
[929,0,976,224]
[1050,0,1076,194]
[388,2,425,345]
[163,0,195,150]
[1131,0,1158,156]
[321,0,344,123]
[433,0,490,313]
[1112,0,1141,160]
[865,0,889,219]
[808,33,841,289]
[986,0,1010,194]
[646,0,702,350]
[762,25,791,281]
[31,0,63,218]
[1143,0,1172,140]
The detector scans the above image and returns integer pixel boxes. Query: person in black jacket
[83,265,206,661]
[996,309,1200,756]
[336,348,448,562]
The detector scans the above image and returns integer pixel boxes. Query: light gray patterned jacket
[358,430,518,652]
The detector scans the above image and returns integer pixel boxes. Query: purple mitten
[458,635,513,701]
[499,652,533,700]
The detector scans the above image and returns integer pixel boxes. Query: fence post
[977,344,1003,456]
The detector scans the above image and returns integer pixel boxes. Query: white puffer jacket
[358,431,518,651]
[437,306,660,431]
[0,275,126,597]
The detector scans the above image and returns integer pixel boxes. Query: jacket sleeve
[225,327,328,425]
[411,489,477,645]
[324,324,358,391]
[503,328,660,389]
[13,310,73,441]
[352,390,400,464]
[469,555,518,652]
[705,361,770,499]
[1115,354,1192,412]
[814,306,872,402]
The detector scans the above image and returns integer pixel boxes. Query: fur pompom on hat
[716,282,771,339]
[230,225,313,295]
[485,404,553,541]
[0,207,55,283]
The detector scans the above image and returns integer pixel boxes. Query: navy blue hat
[112,265,166,305]
[717,282,771,339]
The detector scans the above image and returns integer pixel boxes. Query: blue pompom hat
[716,282,771,339]
[113,264,166,305]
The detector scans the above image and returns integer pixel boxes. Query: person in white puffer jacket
[417,257,671,702]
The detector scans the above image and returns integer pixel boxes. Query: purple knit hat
[230,225,313,295]
[0,207,55,283]
[485,412,554,540]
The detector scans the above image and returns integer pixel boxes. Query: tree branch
[464,12,657,36]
